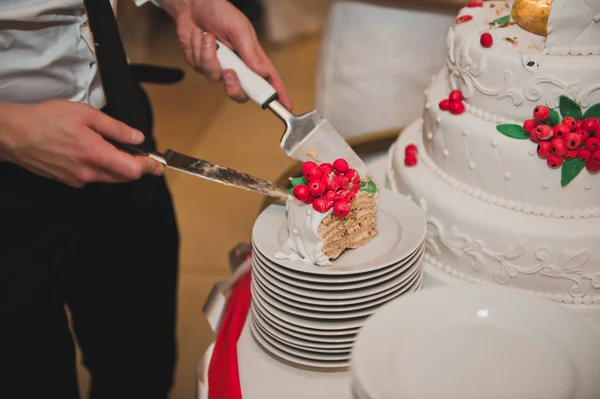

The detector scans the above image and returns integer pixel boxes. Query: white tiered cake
[388,0,600,305]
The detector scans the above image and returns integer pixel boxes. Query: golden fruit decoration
[511,0,552,37]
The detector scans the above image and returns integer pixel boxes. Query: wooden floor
[76,6,320,398]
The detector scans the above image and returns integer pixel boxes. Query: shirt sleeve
[134,0,161,7]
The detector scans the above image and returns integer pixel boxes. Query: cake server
[214,41,369,176]
[110,143,289,200]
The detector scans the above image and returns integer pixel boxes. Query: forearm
[0,103,20,162]
[154,0,191,20]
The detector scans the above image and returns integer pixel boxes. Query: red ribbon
[208,271,252,399]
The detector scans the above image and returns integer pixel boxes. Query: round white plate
[251,306,358,343]
[252,241,423,284]
[250,323,349,368]
[252,270,422,320]
[252,259,422,306]
[252,188,426,275]
[351,285,600,399]
[252,308,354,349]
[253,246,424,291]
[252,318,352,354]
[253,261,423,313]
[252,256,422,301]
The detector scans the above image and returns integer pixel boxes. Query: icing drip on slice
[274,197,332,266]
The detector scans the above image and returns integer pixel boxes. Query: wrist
[0,103,20,163]
[157,0,192,20]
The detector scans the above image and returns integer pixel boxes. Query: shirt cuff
[134,0,161,7]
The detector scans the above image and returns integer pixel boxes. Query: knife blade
[214,40,370,176]
[112,143,290,200]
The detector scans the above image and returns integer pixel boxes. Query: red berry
[586,137,600,151]
[449,101,465,115]
[578,148,592,162]
[449,90,463,102]
[529,129,540,143]
[405,154,418,166]
[576,120,584,130]
[346,192,356,202]
[467,1,483,7]
[312,198,332,213]
[547,153,564,169]
[533,105,550,121]
[523,119,538,133]
[562,116,577,131]
[350,183,361,193]
[576,128,590,144]
[480,33,493,48]
[552,124,570,138]
[550,137,567,156]
[304,196,315,205]
[303,164,322,181]
[405,144,418,156]
[583,118,600,133]
[596,126,600,137]
[535,124,553,140]
[292,184,309,202]
[439,99,450,111]
[564,149,578,160]
[319,163,334,176]
[592,150,600,166]
[301,161,318,179]
[345,168,359,182]
[456,15,473,24]
[333,200,351,218]
[587,160,600,173]
[321,174,338,192]
[307,179,326,197]
[324,190,336,202]
[333,158,349,173]
[335,174,350,190]
[563,133,581,150]
[537,142,551,159]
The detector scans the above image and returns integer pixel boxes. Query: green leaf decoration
[496,124,529,140]
[290,176,307,187]
[288,187,294,194]
[559,96,582,119]
[582,103,600,119]
[548,109,560,127]
[561,159,586,187]
[360,177,377,194]
[489,15,510,25]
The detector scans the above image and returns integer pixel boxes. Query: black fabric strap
[83,0,151,140]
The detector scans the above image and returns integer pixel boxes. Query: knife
[112,143,289,200]
[214,40,370,176]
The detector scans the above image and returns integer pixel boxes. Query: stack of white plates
[250,188,427,369]
[351,284,600,399]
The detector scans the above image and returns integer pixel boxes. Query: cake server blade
[214,40,369,176]
[110,143,289,200]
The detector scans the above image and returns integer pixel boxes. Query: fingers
[85,107,145,145]
[190,28,203,72]
[261,57,293,111]
[200,33,223,82]
[223,70,249,103]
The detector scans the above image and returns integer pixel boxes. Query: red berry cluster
[292,159,361,218]
[405,144,418,166]
[439,90,466,115]
[522,105,600,172]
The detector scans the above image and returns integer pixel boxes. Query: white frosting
[274,197,332,266]
[448,1,600,122]
[545,0,600,56]
[389,122,600,302]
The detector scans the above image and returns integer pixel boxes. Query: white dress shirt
[0,0,156,109]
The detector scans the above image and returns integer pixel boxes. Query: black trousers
[0,87,180,399]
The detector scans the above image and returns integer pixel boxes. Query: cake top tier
[545,0,600,56]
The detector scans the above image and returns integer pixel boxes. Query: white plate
[250,320,350,369]
[252,241,424,284]
[252,270,422,320]
[251,306,358,344]
[252,188,426,275]
[252,258,423,306]
[252,308,354,349]
[351,285,600,399]
[252,256,422,301]
[252,318,352,354]
[253,246,425,291]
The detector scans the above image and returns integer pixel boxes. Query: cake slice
[275,158,379,266]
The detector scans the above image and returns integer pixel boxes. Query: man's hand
[0,100,164,188]
[165,0,292,110]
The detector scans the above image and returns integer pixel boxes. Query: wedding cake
[388,0,600,304]
[275,158,378,266]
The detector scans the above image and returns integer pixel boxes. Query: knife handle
[215,40,278,109]
[108,140,168,165]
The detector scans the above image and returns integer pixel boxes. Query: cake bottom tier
[388,120,600,305]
